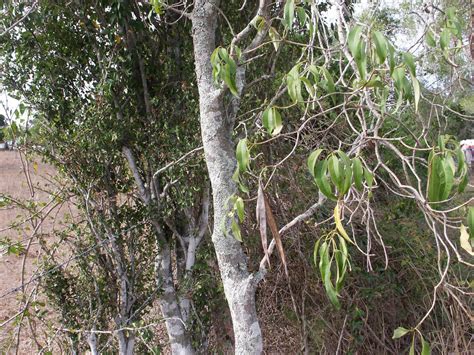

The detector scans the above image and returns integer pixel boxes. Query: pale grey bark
[123,146,197,354]
[86,329,98,355]
[156,243,195,355]
[192,1,263,353]
[117,332,135,355]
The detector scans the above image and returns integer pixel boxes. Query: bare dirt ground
[0,151,70,354]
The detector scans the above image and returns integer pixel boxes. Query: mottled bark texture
[156,242,195,355]
[192,1,263,354]
[123,146,195,354]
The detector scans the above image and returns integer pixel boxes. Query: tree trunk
[156,242,195,355]
[86,330,98,355]
[192,2,263,354]
[117,331,135,355]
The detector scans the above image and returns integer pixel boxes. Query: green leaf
[455,147,466,176]
[458,173,468,193]
[372,31,388,63]
[387,42,396,75]
[262,107,283,136]
[468,207,474,241]
[347,25,363,58]
[236,139,250,173]
[392,327,411,339]
[320,67,336,99]
[334,203,353,244]
[287,64,303,103]
[301,77,315,98]
[296,7,306,25]
[268,27,281,52]
[352,157,364,191]
[428,154,442,203]
[335,236,348,293]
[411,75,420,112]
[426,29,436,47]
[283,0,295,29]
[235,197,245,222]
[364,167,374,188]
[223,62,238,97]
[409,336,415,355]
[307,149,323,177]
[402,52,416,76]
[328,155,343,192]
[440,28,450,50]
[392,67,405,91]
[231,219,242,242]
[338,151,352,195]
[320,242,340,309]
[421,337,431,355]
[440,158,454,201]
[313,238,321,268]
[315,160,337,201]
[355,42,367,80]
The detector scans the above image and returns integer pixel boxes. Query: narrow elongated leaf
[334,238,347,293]
[468,207,474,240]
[372,31,388,63]
[334,203,354,244]
[421,337,431,355]
[392,327,410,339]
[315,160,337,201]
[427,154,442,203]
[269,27,281,52]
[223,62,238,97]
[313,238,321,268]
[264,193,288,277]
[352,157,364,191]
[307,149,323,177]
[338,151,352,195]
[411,75,420,112]
[459,225,474,256]
[364,167,374,188]
[354,42,367,80]
[388,42,396,74]
[402,52,416,76]
[256,183,270,266]
[263,107,283,136]
[347,25,363,58]
[319,242,340,309]
[235,197,245,222]
[409,336,415,355]
[436,157,454,201]
[328,155,343,191]
[301,77,315,98]
[287,64,303,103]
[392,67,405,93]
[231,219,242,242]
[320,67,335,96]
[283,0,295,29]
[440,28,450,50]
[236,139,250,173]
[296,7,306,25]
[426,29,436,47]
[455,147,466,176]
[318,241,328,279]
[458,172,468,193]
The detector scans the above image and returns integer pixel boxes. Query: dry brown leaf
[257,182,270,267]
[264,192,288,277]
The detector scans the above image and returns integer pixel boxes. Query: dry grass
[0,151,68,353]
